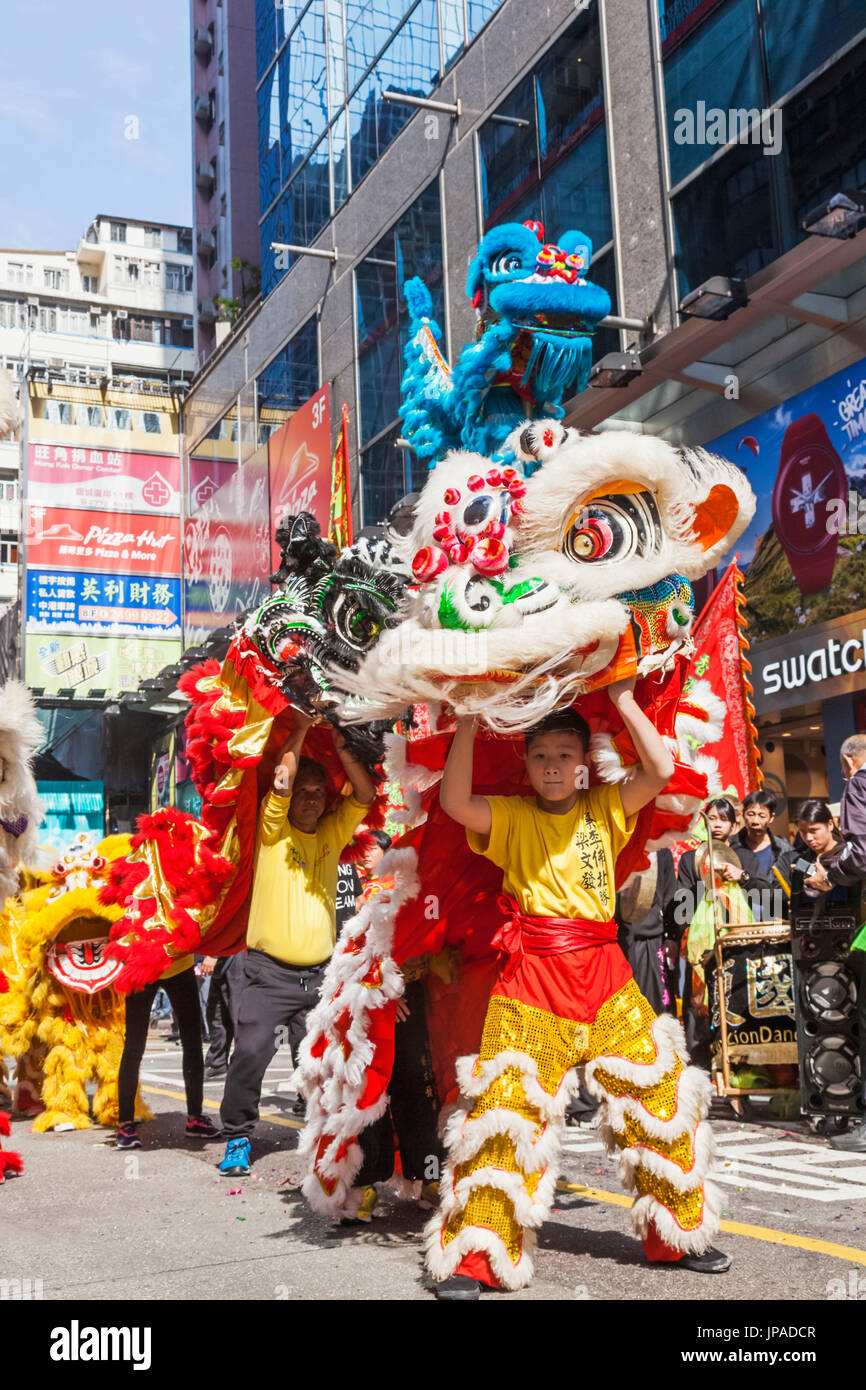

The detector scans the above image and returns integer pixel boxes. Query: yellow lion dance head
[0,832,152,1131]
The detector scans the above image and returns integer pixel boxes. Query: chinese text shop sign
[26,570,181,639]
[708,356,866,646]
[27,443,180,515]
[27,506,181,575]
[267,384,331,570]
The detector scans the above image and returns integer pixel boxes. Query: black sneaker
[676,1248,732,1274]
[185,1115,222,1139]
[116,1122,141,1150]
[292,1094,306,1117]
[204,1065,227,1080]
[434,1275,481,1300]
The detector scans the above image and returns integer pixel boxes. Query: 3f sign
[312,396,325,429]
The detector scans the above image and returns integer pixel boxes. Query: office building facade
[178,0,866,820]
[191,0,261,366]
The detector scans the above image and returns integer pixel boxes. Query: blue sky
[0,0,192,250]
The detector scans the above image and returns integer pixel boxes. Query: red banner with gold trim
[686,560,761,800]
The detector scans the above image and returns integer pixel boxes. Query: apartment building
[0,213,195,621]
[0,214,195,388]
[191,0,260,366]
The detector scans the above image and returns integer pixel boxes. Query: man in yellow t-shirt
[427,678,731,1299]
[220,712,376,1176]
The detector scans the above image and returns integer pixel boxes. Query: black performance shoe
[677,1248,732,1274]
[204,1065,227,1080]
[292,1095,306,1117]
[434,1275,481,1300]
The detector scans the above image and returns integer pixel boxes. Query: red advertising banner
[184,444,272,644]
[26,506,181,576]
[189,456,238,513]
[27,442,181,515]
[267,384,331,569]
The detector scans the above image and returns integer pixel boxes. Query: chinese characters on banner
[23,388,183,692]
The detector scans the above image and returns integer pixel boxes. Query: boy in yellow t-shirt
[426,678,729,1298]
[220,713,375,1176]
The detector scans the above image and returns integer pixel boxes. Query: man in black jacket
[812,735,866,1151]
[736,790,791,919]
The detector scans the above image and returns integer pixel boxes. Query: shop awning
[563,228,866,446]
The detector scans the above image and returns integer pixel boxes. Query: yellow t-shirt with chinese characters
[466,785,636,921]
[246,790,369,966]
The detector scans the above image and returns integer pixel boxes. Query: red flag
[685,560,762,800]
[328,402,353,549]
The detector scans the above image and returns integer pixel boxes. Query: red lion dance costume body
[104,414,756,1291]
[297,419,756,1289]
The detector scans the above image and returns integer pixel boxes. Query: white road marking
[712,1132,866,1202]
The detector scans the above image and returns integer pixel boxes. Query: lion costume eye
[491,252,522,277]
[330,592,384,652]
[563,492,662,565]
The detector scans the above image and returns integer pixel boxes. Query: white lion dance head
[335,419,755,731]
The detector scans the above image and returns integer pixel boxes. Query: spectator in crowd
[822,735,866,888]
[677,797,774,926]
[116,956,221,1149]
[735,790,791,909]
[801,736,866,1153]
[676,797,774,1063]
[783,799,851,914]
[218,714,376,1177]
[202,954,245,1080]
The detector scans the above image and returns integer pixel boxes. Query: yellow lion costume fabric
[0,833,153,1131]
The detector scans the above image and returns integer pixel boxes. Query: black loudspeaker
[790,907,863,1124]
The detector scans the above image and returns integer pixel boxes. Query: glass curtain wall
[256,316,320,446]
[256,0,506,297]
[477,5,619,359]
[658,0,866,297]
[355,180,443,523]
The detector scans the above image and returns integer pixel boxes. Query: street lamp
[802,191,866,241]
[678,276,748,322]
[588,351,644,388]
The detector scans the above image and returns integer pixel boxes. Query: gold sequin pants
[424,978,720,1289]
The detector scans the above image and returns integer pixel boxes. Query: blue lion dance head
[399,219,611,470]
[465,220,610,403]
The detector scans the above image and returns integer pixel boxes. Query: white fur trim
[442,1101,565,1174]
[632,1177,723,1256]
[456,1048,580,1120]
[296,844,422,1214]
[612,1116,717,1194]
[423,1218,536,1290]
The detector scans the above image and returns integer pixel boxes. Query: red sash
[492,894,618,982]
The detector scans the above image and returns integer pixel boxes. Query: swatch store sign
[752,609,866,714]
